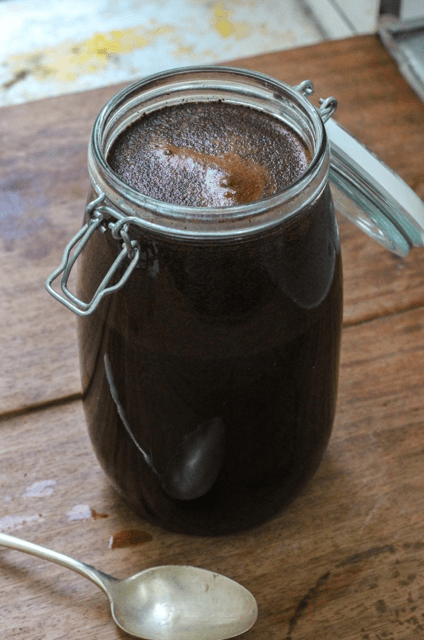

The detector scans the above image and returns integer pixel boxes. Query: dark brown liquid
[107,102,310,207]
[78,102,343,535]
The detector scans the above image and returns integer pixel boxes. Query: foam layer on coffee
[108,101,310,207]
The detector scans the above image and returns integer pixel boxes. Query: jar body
[75,67,343,535]
[77,184,342,535]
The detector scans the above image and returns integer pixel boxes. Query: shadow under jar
[76,68,343,536]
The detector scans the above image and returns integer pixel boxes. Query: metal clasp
[293,79,338,123]
[45,194,140,316]
[293,79,315,96]
[318,96,338,123]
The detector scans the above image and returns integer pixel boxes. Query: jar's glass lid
[325,118,424,256]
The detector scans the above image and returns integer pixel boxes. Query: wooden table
[1,35,424,639]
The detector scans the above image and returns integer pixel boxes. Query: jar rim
[88,65,330,239]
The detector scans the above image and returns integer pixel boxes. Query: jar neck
[87,66,330,240]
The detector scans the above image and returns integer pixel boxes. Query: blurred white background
[0,0,381,107]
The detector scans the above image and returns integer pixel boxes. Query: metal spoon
[0,532,257,640]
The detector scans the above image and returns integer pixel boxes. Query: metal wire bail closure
[45,194,140,317]
[318,96,338,124]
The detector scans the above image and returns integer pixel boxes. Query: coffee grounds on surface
[107,102,310,207]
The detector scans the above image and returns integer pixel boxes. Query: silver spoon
[0,532,257,640]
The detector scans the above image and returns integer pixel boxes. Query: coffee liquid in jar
[107,102,310,207]
[78,97,343,535]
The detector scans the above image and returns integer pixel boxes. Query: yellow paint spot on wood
[171,38,216,61]
[4,24,175,85]
[212,2,250,39]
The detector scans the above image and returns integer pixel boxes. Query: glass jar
[47,67,343,535]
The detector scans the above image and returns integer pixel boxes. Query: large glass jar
[49,68,343,535]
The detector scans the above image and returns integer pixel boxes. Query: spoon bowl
[110,565,257,640]
[0,532,257,640]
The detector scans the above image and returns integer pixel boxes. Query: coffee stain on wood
[285,545,399,638]
[285,571,331,640]
[337,544,396,567]
[108,529,153,549]
[90,508,109,520]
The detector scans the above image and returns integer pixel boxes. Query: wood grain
[0,304,423,639]
[1,35,424,414]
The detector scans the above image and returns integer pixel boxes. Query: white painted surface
[0,514,44,533]
[67,504,92,521]
[400,0,424,22]
[0,0,332,107]
[23,480,56,498]
[333,0,379,33]
[304,0,379,36]
[303,0,353,38]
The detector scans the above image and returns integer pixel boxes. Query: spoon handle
[0,532,115,594]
